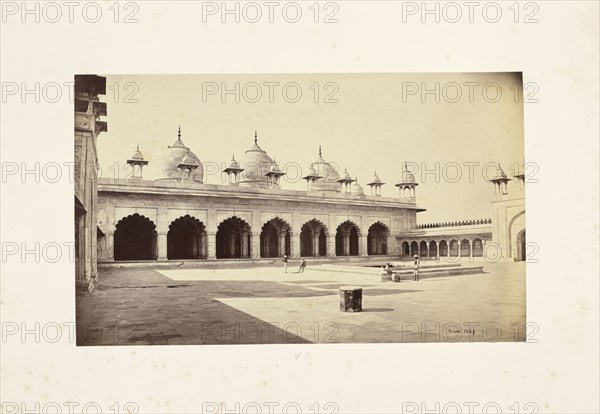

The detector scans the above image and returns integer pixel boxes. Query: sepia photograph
[75,72,526,345]
[2,1,598,413]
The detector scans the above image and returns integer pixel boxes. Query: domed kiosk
[155,127,204,183]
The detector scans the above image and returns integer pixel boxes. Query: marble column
[207,232,216,260]
[359,235,368,257]
[157,233,167,261]
[279,232,286,257]
[200,232,207,259]
[343,232,350,256]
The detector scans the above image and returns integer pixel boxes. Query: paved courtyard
[76,261,526,345]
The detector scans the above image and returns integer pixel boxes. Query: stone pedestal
[339,286,362,312]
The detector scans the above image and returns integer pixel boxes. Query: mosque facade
[95,128,424,263]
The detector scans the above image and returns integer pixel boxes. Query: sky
[97,73,524,223]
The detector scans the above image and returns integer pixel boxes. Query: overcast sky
[97,73,524,223]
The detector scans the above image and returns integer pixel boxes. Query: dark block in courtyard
[339,286,363,312]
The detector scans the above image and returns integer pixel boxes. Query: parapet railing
[417,219,492,229]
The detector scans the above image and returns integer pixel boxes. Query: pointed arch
[473,238,483,257]
[260,217,292,258]
[114,213,157,261]
[336,220,361,256]
[439,240,448,257]
[449,239,459,257]
[367,221,389,255]
[460,239,471,257]
[401,241,410,257]
[419,241,428,257]
[428,240,438,257]
[300,219,328,257]
[167,215,207,260]
[216,216,251,259]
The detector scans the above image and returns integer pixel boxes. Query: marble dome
[238,132,275,188]
[311,146,341,192]
[351,178,365,196]
[155,127,204,183]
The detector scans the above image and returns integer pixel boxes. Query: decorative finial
[232,153,236,161]
[254,130,258,144]
[136,144,139,151]
[404,162,407,171]
[178,126,181,139]
[319,145,322,157]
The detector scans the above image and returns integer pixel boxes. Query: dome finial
[136,144,139,151]
[254,130,258,144]
[178,125,181,139]
[319,145,322,157]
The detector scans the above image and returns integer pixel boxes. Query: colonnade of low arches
[401,238,485,259]
[110,214,392,261]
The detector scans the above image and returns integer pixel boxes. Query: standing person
[282,255,288,273]
[413,255,420,281]
[298,257,306,273]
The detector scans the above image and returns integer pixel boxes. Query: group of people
[282,255,305,274]
[282,255,421,280]
[384,255,421,282]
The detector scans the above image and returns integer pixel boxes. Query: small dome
[371,171,382,184]
[238,132,275,188]
[227,155,240,169]
[155,127,203,183]
[131,145,144,161]
[308,165,318,176]
[311,146,341,192]
[269,161,282,173]
[341,169,352,181]
[351,178,365,196]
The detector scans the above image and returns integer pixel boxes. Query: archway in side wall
[439,240,448,257]
[167,215,206,260]
[449,240,459,257]
[473,239,483,257]
[402,242,410,257]
[419,241,428,257]
[460,239,471,257]
[516,230,526,261]
[509,211,526,260]
[367,222,389,255]
[428,240,438,257]
[114,214,157,261]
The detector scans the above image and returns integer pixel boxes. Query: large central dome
[311,146,341,192]
[238,132,275,188]
[155,127,204,183]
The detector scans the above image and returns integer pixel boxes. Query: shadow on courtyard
[76,267,346,346]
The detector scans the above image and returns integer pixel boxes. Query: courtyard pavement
[76,260,526,345]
